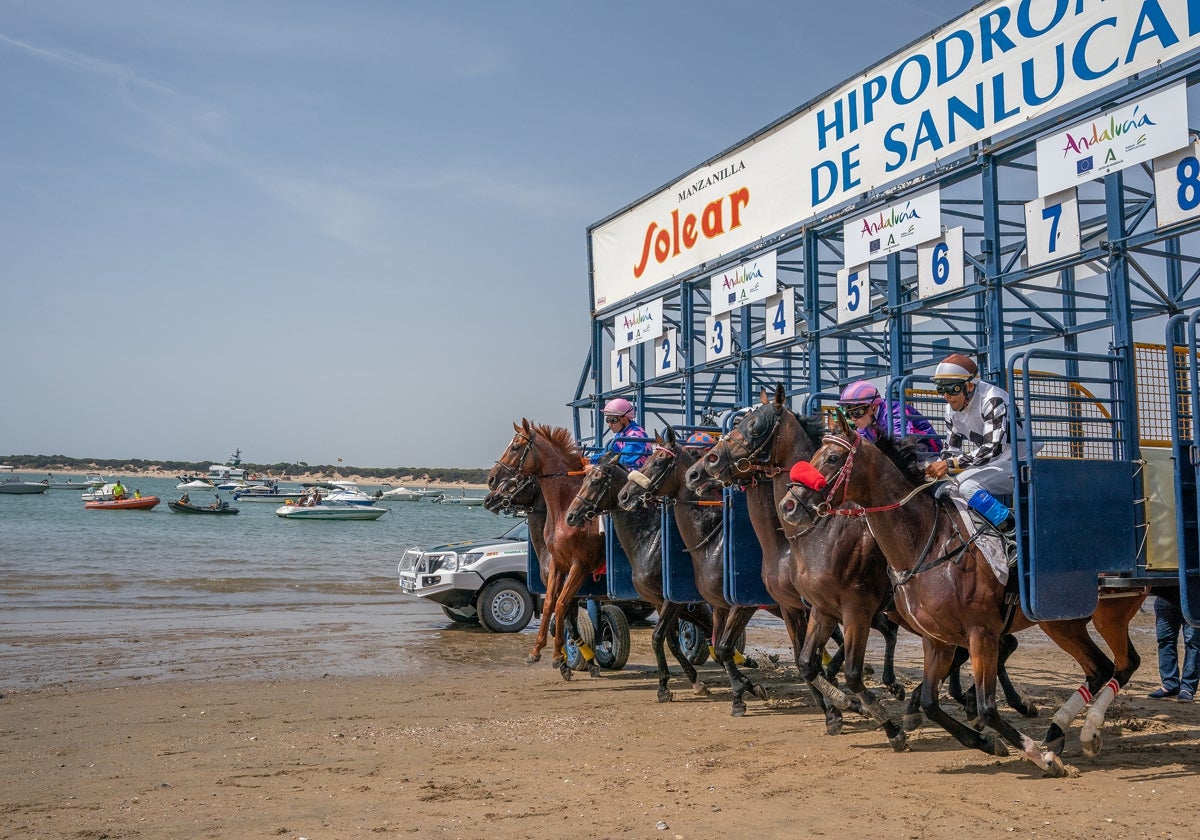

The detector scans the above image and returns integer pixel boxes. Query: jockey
[593,397,649,468]
[837,380,941,456]
[923,353,1016,503]
[683,430,717,450]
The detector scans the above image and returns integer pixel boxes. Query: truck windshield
[500,518,529,541]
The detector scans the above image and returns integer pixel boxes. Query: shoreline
[9,465,489,490]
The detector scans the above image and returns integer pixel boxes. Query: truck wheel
[477,579,535,633]
[595,604,631,670]
[678,618,709,666]
[441,605,479,625]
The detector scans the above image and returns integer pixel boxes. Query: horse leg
[822,622,846,683]
[714,606,763,716]
[917,638,1012,759]
[996,633,1038,718]
[798,611,847,736]
[871,611,905,700]
[1078,592,1145,756]
[531,563,562,665]
[651,601,702,702]
[840,612,908,751]
[554,564,600,679]
[969,630,1065,777]
[665,603,710,696]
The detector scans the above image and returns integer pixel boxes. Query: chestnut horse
[487,420,606,680]
[564,455,711,702]
[684,388,906,748]
[777,415,1144,776]
[618,428,775,715]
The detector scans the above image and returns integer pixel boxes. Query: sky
[0,0,973,470]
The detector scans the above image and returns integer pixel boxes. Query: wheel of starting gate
[594,604,631,670]
[677,618,709,666]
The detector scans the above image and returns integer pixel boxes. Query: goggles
[604,415,624,424]
[842,403,874,419]
[935,381,968,396]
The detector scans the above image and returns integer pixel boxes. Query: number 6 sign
[916,226,964,299]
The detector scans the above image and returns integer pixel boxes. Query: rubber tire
[678,618,709,666]
[561,609,595,671]
[441,605,479,625]
[476,579,535,633]
[595,604,631,670]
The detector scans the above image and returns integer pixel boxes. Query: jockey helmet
[932,353,979,382]
[838,380,881,406]
[602,397,635,419]
[685,431,716,449]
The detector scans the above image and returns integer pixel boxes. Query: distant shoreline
[12,466,488,491]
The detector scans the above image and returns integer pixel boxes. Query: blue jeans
[1154,596,1200,694]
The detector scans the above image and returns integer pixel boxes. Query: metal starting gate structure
[572,0,1200,626]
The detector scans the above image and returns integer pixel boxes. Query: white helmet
[932,353,978,382]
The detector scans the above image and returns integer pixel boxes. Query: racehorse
[617,428,776,715]
[487,420,607,679]
[564,455,711,702]
[684,387,907,747]
[777,413,1145,776]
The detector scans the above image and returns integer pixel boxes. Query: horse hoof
[587,662,601,678]
[1043,735,1066,757]
[967,716,985,732]
[742,657,759,669]
[693,681,709,697]
[657,688,674,703]
[750,683,768,701]
[889,732,909,752]
[1082,731,1102,759]
[888,684,906,701]
[902,713,923,733]
[826,717,844,736]
[559,664,573,681]
[984,735,1010,757]
[1042,752,1068,778]
[527,653,541,665]
[1023,703,1039,719]
[551,656,563,668]
[731,703,747,717]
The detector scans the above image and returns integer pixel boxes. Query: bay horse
[617,427,775,716]
[777,414,1144,776]
[684,387,907,748]
[487,419,606,680]
[563,454,711,702]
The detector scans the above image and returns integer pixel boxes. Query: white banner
[612,298,663,351]
[590,0,1200,310]
[843,188,941,268]
[1036,84,1189,196]
[709,251,777,315]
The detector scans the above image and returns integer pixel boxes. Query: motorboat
[168,497,238,515]
[82,483,120,502]
[232,484,305,503]
[302,481,380,506]
[41,476,95,489]
[380,486,443,501]
[85,474,106,487]
[177,477,218,490]
[85,495,160,511]
[0,477,49,495]
[435,492,485,506]
[275,500,389,520]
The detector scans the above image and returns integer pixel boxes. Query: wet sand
[3,608,1200,839]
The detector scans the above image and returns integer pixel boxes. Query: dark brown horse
[777,414,1144,776]
[618,428,774,715]
[487,420,606,680]
[564,455,711,702]
[684,388,906,747]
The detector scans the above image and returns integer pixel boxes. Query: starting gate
[574,1,1200,626]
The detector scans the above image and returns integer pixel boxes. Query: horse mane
[795,412,827,447]
[529,422,584,462]
[872,435,927,485]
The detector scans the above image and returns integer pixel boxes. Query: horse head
[486,419,541,506]
[565,456,626,528]
[688,385,795,490]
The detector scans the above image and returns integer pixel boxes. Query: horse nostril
[782,499,794,513]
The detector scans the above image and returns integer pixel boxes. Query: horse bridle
[710,407,785,483]
[626,445,676,501]
[572,462,620,521]
[492,431,540,505]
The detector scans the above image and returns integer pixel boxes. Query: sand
[2,608,1199,840]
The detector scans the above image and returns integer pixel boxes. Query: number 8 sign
[1154,139,1200,228]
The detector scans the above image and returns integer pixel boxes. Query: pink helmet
[838,380,881,406]
[602,397,635,418]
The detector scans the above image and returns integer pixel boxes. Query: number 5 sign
[916,226,964,299]
[836,265,870,324]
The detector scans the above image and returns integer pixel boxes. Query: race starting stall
[572,0,1200,626]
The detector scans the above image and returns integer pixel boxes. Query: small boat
[232,483,306,503]
[42,476,94,489]
[82,483,121,501]
[301,481,380,506]
[380,486,443,501]
[85,474,106,487]
[85,495,160,511]
[177,478,218,490]
[275,500,389,520]
[0,477,49,495]
[435,492,485,506]
[169,498,239,515]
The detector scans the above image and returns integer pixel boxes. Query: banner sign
[613,297,663,351]
[1036,83,1189,196]
[709,251,777,315]
[843,189,941,268]
[590,0,1200,311]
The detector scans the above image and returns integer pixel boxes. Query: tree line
[0,454,488,485]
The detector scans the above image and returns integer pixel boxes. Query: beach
[4,608,1200,840]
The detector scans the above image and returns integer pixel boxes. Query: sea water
[0,477,511,689]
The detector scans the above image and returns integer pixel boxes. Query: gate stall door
[1168,315,1200,627]
[722,488,774,606]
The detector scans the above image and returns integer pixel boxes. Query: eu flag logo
[869,239,881,254]
[727,293,736,304]
[626,331,633,342]
[1076,157,1094,175]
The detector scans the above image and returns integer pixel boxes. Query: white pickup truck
[397,518,537,632]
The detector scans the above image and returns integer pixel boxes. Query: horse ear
[664,427,675,445]
[836,410,854,437]
[521,418,532,434]
[773,384,786,412]
[759,387,770,405]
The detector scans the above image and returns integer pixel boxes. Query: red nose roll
[789,461,827,491]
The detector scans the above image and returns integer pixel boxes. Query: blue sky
[0,0,971,469]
